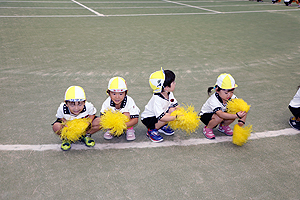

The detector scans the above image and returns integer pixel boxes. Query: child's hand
[237,111,247,119]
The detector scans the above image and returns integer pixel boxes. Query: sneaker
[289,117,300,130]
[218,124,233,136]
[158,124,174,136]
[203,126,215,139]
[61,139,71,151]
[104,130,113,140]
[81,134,95,147]
[126,128,136,141]
[146,129,163,142]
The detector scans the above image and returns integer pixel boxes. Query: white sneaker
[126,129,136,141]
[104,130,113,140]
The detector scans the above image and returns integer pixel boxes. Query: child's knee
[52,123,62,135]
[212,114,223,124]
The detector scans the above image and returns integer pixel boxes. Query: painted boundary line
[163,0,222,13]
[0,128,299,151]
[71,0,105,16]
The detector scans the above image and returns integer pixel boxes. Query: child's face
[66,101,85,116]
[109,91,126,106]
[217,89,234,102]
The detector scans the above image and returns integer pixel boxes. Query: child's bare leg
[222,119,235,126]
[52,122,63,135]
[88,117,101,134]
[155,120,167,130]
[207,114,223,129]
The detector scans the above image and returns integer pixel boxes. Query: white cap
[108,77,127,92]
[215,73,238,90]
[64,86,86,102]
[149,68,165,93]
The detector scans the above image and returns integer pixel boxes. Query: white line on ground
[163,0,222,13]
[0,128,299,151]
[71,0,105,16]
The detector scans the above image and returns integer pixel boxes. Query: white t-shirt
[55,102,97,121]
[141,92,178,120]
[100,96,140,118]
[200,93,237,115]
[289,88,300,108]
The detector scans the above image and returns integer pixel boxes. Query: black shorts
[200,113,214,126]
[51,118,63,125]
[141,116,158,130]
[289,105,300,119]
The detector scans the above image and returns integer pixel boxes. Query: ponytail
[207,85,222,96]
[207,87,214,95]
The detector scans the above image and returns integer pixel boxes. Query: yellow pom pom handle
[226,98,250,114]
[60,118,91,142]
[232,124,252,146]
[100,109,130,137]
[168,104,201,135]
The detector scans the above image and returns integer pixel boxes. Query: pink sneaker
[203,126,215,139]
[126,128,136,141]
[218,124,233,136]
[104,130,113,140]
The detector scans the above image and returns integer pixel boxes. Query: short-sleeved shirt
[55,102,97,121]
[141,92,178,120]
[200,92,237,115]
[100,96,140,119]
[289,88,300,108]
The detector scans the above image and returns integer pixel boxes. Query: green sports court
[1,0,300,199]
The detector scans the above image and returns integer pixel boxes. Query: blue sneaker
[158,124,174,136]
[146,129,163,142]
[289,117,300,130]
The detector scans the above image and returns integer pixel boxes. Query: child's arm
[123,112,138,128]
[88,114,95,121]
[215,110,247,120]
[126,118,139,128]
[159,113,176,122]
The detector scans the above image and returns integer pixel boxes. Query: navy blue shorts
[141,116,158,130]
[200,113,214,126]
[289,105,300,119]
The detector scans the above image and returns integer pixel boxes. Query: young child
[199,73,248,140]
[141,68,179,142]
[52,86,100,151]
[100,77,140,141]
[288,85,300,130]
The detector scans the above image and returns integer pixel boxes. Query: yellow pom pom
[226,98,251,114]
[100,109,130,137]
[232,124,252,146]
[168,104,201,135]
[60,118,91,142]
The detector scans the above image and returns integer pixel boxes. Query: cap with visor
[107,77,127,93]
[215,73,238,90]
[64,86,86,102]
[149,67,165,93]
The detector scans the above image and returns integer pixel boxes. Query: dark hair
[207,85,234,95]
[163,70,175,88]
[107,90,127,95]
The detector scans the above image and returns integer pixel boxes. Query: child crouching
[52,86,100,151]
[141,68,179,142]
[199,73,248,140]
[100,77,140,141]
